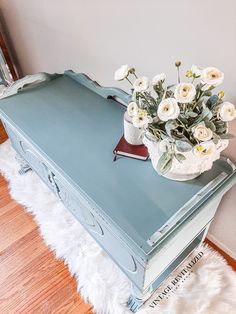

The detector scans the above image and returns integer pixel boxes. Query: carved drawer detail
[4,123,25,156]
[20,142,51,184]
[53,175,104,236]
[4,123,58,192]
[53,175,139,274]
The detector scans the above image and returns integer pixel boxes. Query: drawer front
[53,174,104,234]
[52,173,145,287]
[4,122,89,224]
[4,122,53,190]
[3,121,145,288]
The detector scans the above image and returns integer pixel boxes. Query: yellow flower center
[180,85,191,97]
[197,145,203,152]
[207,70,220,80]
[163,105,169,112]
[138,109,147,118]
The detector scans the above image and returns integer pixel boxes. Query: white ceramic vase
[143,137,229,181]
[123,112,143,145]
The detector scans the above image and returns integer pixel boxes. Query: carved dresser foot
[128,284,153,312]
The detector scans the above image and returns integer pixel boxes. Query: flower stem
[162,89,167,100]
[177,67,180,84]
[126,77,133,85]
[177,118,186,129]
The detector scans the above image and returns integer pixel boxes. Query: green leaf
[170,130,183,140]
[215,120,227,134]
[165,90,174,98]
[216,128,227,134]
[157,152,173,174]
[202,107,213,120]
[165,120,178,136]
[175,153,186,163]
[153,85,164,99]
[205,121,216,132]
[187,111,198,118]
[215,120,226,126]
[196,83,204,91]
[178,114,188,124]
[203,91,212,97]
[191,108,213,127]
[175,140,193,152]
[220,133,235,139]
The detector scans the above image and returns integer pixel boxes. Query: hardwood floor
[0,127,235,313]
[0,174,93,314]
[0,121,8,144]
[205,238,236,271]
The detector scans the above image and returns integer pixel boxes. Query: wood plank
[205,238,236,271]
[0,120,8,144]
[0,202,36,251]
[0,174,93,314]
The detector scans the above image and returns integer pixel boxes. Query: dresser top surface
[0,72,234,254]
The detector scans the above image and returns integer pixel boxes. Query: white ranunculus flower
[114,64,129,81]
[191,65,203,77]
[157,98,180,121]
[218,102,236,122]
[193,141,216,158]
[201,67,224,87]
[174,83,196,103]
[152,73,166,86]
[127,102,138,117]
[192,124,213,141]
[133,77,149,92]
[132,109,152,128]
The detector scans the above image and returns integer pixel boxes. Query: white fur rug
[0,140,236,314]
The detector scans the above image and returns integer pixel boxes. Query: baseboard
[207,233,236,260]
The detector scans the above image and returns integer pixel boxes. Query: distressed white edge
[0,72,50,99]
[147,172,228,246]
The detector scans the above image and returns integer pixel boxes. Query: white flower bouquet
[114,62,236,179]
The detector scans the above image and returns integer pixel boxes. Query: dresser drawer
[52,173,104,234]
[4,122,52,187]
[54,170,145,278]
[3,121,91,224]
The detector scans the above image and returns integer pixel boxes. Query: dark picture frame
[0,31,18,142]
[0,31,18,86]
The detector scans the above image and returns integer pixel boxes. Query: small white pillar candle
[123,112,143,145]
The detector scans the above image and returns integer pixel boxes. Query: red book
[113,136,149,161]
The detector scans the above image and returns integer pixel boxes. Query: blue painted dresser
[0,71,235,312]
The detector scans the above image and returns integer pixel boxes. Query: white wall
[1,0,236,258]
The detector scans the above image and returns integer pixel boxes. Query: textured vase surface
[143,137,229,181]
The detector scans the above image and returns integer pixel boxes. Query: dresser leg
[127,284,153,313]
[15,153,32,175]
